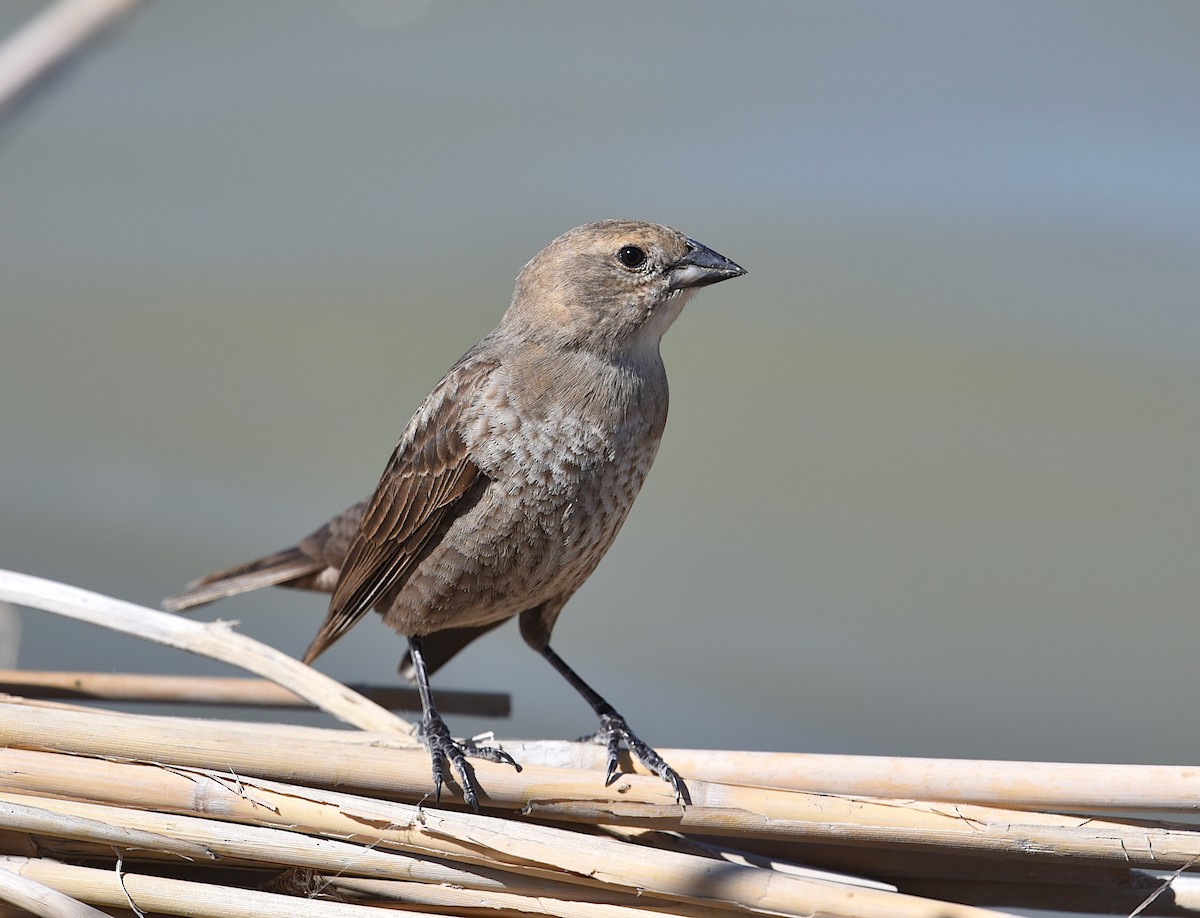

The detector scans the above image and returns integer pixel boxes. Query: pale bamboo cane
[0,750,1015,918]
[0,569,415,737]
[0,856,437,918]
[4,704,1200,871]
[0,670,508,716]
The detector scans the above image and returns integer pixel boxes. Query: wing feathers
[301,359,495,664]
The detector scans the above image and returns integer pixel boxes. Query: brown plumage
[166,220,746,809]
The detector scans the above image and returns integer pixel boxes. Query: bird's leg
[407,636,517,812]
[537,644,691,805]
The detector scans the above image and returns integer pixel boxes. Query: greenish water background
[1,1,1197,784]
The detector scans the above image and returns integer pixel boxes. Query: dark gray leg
[409,636,517,812]
[538,643,691,805]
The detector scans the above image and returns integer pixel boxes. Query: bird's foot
[418,715,517,812]
[583,712,691,806]
[462,733,522,770]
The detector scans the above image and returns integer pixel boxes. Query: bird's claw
[419,714,483,812]
[421,716,475,810]
[418,717,522,812]
[462,736,522,771]
[588,712,691,806]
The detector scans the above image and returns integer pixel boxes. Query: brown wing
[301,358,496,664]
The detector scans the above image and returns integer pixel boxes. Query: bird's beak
[667,239,747,291]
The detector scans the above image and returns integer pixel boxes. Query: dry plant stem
[0,800,212,863]
[0,670,509,717]
[0,856,427,918]
[4,801,733,918]
[0,791,490,886]
[5,704,1200,872]
[328,876,739,918]
[320,874,1200,918]
[12,688,1192,816]
[598,826,894,891]
[508,740,1200,813]
[0,864,111,918]
[6,684,1197,816]
[900,876,1200,915]
[5,570,1198,810]
[0,693,403,742]
[716,838,1155,885]
[7,688,1185,817]
[0,0,141,116]
[0,831,716,917]
[608,830,1200,915]
[0,569,413,736]
[0,751,1015,918]
[0,829,618,908]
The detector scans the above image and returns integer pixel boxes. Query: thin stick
[625,831,1200,915]
[5,682,1196,816]
[0,791,488,886]
[0,864,112,918]
[690,837,1147,885]
[6,704,1200,871]
[0,822,641,909]
[0,569,414,736]
[0,751,1015,918]
[328,876,745,918]
[0,800,213,863]
[7,729,1200,883]
[0,856,436,918]
[506,740,1200,813]
[11,572,1199,811]
[0,0,142,118]
[0,787,890,905]
[0,670,509,717]
[0,796,732,918]
[901,876,1200,915]
[9,688,1192,818]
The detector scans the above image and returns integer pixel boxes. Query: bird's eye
[616,245,647,269]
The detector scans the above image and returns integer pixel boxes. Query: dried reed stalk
[0,856,430,918]
[0,862,109,918]
[5,683,1188,818]
[507,741,1200,813]
[900,875,1200,915]
[0,799,213,863]
[0,824,640,908]
[0,791,416,878]
[0,569,414,737]
[4,743,1200,915]
[4,703,1200,873]
[327,875,749,917]
[0,0,143,118]
[0,670,509,717]
[5,569,1199,915]
[0,749,1011,918]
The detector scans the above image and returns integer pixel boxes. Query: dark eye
[616,245,646,269]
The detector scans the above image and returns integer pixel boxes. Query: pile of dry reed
[0,569,1197,918]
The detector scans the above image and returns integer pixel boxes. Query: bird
[165,220,746,810]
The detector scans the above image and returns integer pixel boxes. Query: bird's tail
[163,546,323,612]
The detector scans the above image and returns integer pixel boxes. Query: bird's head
[505,220,745,358]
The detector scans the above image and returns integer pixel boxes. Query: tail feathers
[163,546,324,612]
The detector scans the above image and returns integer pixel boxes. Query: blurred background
[1,1,1197,772]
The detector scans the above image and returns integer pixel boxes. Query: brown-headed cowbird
[166,220,745,810]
